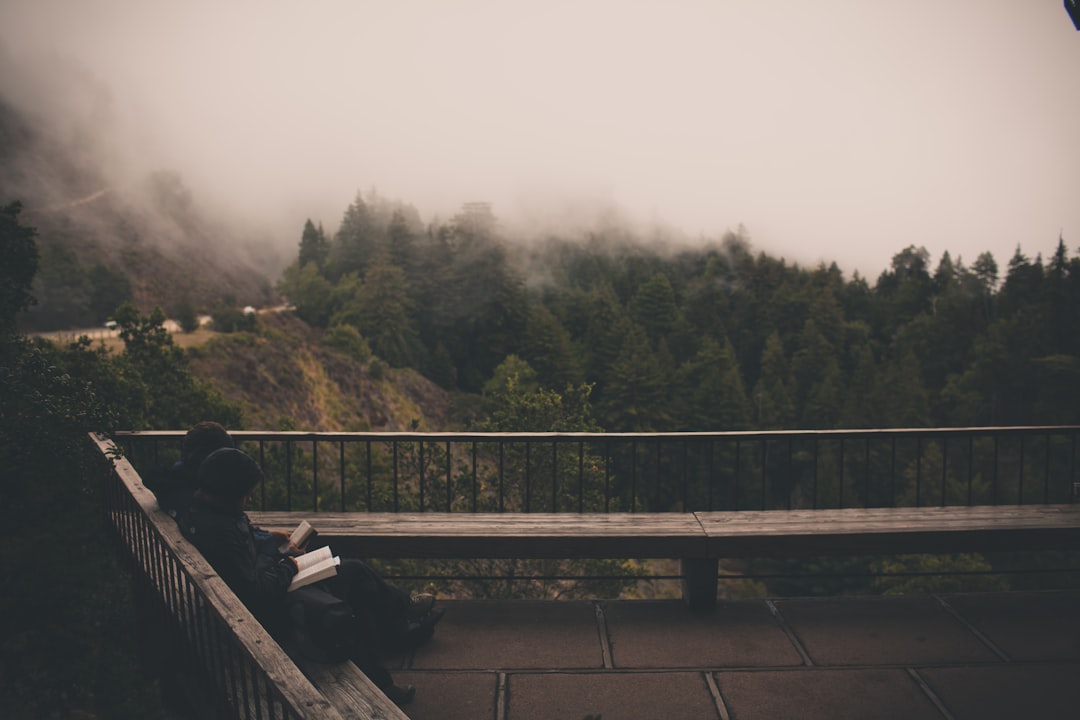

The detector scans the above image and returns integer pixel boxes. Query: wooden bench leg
[681,558,718,612]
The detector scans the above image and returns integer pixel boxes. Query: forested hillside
[280,191,1080,433]
[0,94,277,331]
[186,311,453,431]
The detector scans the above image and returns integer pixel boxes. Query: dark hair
[182,421,235,468]
[198,448,264,502]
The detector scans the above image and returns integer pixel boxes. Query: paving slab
[918,662,1080,720]
[773,595,999,666]
[408,600,604,670]
[602,599,805,669]
[941,589,1080,661]
[714,668,943,720]
[393,671,497,720]
[506,671,720,720]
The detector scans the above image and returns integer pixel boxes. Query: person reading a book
[180,446,438,707]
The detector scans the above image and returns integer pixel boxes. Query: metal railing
[91,433,347,720]
[116,427,1080,514]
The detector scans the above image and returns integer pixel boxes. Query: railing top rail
[112,426,1080,442]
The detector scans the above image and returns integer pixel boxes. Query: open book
[287,545,341,592]
[279,519,318,553]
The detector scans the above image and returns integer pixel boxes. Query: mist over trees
[0,92,278,331]
[281,191,1080,431]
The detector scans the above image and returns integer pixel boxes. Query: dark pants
[321,559,411,687]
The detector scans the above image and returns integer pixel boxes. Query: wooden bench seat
[249,511,708,558]
[249,505,1080,611]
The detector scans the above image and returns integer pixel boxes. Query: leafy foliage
[0,207,246,718]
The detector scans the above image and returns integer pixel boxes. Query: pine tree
[753,331,796,429]
[0,201,39,334]
[298,218,329,271]
[327,193,377,279]
[675,336,751,430]
[599,321,672,431]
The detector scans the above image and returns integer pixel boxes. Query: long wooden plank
[694,505,1080,556]
[249,505,1080,560]
[248,511,709,558]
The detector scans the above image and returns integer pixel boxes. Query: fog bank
[1,1,1078,278]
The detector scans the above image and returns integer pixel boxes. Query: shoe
[406,593,436,622]
[382,683,416,707]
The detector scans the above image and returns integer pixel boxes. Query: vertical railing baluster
[1018,435,1026,505]
[1044,432,1051,504]
[259,440,266,509]
[655,442,663,512]
[471,441,478,513]
[339,440,346,512]
[812,437,819,509]
[499,441,506,512]
[707,438,715,511]
[915,437,923,507]
[604,438,612,513]
[392,441,400,513]
[578,441,585,513]
[889,437,897,507]
[992,434,1000,505]
[941,436,948,507]
[312,439,319,512]
[863,438,870,508]
[365,440,373,511]
[734,440,742,510]
[631,440,638,512]
[525,442,532,513]
[839,438,846,508]
[446,440,453,512]
[760,439,768,510]
[419,441,426,512]
[552,440,558,512]
[681,439,689,511]
[787,436,794,510]
[967,434,974,507]
[285,440,293,511]
[1071,431,1077,503]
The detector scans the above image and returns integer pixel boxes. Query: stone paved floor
[386,590,1080,720]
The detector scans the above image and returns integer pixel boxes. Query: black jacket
[179,493,297,629]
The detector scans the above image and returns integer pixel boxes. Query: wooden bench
[248,505,1080,611]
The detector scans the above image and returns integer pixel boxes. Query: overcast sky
[1,0,1077,279]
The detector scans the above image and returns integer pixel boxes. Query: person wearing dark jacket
[179,447,429,707]
[145,421,235,521]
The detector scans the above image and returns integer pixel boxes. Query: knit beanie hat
[198,448,264,501]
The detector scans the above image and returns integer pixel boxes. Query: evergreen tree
[0,200,38,334]
[629,271,678,346]
[675,336,751,430]
[599,321,672,431]
[327,192,377,279]
[297,218,329,271]
[521,304,581,390]
[753,331,796,429]
[277,260,335,327]
[332,259,418,368]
